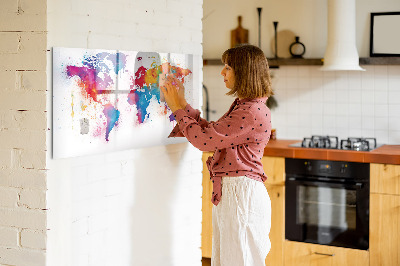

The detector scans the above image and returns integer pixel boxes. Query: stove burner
[295,136,378,151]
[301,135,339,149]
[340,137,377,151]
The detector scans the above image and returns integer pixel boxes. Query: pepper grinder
[273,21,279,58]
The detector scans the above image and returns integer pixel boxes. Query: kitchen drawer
[284,240,369,266]
[370,163,400,196]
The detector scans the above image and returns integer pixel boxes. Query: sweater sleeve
[168,104,211,138]
[172,106,257,152]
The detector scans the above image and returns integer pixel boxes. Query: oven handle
[286,177,364,189]
[313,252,335,257]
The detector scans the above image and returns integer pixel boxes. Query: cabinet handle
[313,252,335,257]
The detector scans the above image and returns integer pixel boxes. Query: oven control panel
[286,158,369,180]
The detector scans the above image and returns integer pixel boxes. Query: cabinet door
[370,163,400,195]
[202,152,213,258]
[261,156,285,185]
[370,193,400,266]
[284,241,369,266]
[265,184,284,266]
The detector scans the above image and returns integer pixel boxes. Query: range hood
[320,0,365,71]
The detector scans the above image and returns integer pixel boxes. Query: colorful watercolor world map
[64,51,191,141]
[53,47,198,158]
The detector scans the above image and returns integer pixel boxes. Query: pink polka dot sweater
[169,97,271,206]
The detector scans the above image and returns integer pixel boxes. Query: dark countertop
[263,139,400,165]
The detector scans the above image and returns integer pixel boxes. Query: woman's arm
[169,104,213,137]
[171,106,256,152]
[161,76,211,137]
[181,104,211,128]
[162,76,264,151]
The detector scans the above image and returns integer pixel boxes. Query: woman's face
[220,64,235,89]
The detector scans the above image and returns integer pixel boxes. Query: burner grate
[296,136,378,151]
[340,137,377,151]
[301,135,339,149]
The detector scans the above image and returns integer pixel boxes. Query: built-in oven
[285,158,370,250]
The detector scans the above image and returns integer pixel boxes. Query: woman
[161,44,273,266]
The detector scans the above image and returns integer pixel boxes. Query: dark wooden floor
[202,257,211,266]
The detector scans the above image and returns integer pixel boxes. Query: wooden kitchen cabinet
[262,156,285,266]
[264,184,285,266]
[284,241,369,266]
[370,163,400,195]
[201,154,286,265]
[370,193,400,266]
[202,152,213,258]
[261,156,285,186]
[370,163,400,266]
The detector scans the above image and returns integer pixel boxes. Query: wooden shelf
[202,59,223,66]
[268,58,323,67]
[359,57,400,65]
[203,57,400,67]
[203,58,323,67]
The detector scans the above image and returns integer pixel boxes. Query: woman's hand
[160,75,186,113]
[174,77,188,108]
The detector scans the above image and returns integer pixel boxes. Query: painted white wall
[46,0,204,266]
[203,0,400,58]
[203,0,400,145]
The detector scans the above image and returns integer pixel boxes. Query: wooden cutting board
[231,16,249,48]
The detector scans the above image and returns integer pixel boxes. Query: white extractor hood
[320,0,365,71]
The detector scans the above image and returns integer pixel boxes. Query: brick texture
[0,90,47,111]
[0,227,19,247]
[0,187,19,208]
[0,247,46,266]
[0,14,46,32]
[0,208,46,230]
[19,189,47,209]
[0,0,47,264]
[0,168,47,189]
[0,129,46,150]
[0,150,12,169]
[0,32,20,54]
[21,229,46,249]
[0,110,47,131]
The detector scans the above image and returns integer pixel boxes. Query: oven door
[285,177,369,250]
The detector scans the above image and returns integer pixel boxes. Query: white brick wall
[0,0,48,265]
[46,1,203,266]
[21,229,47,250]
[0,227,19,247]
[0,187,19,208]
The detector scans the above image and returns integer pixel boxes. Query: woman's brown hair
[221,44,273,99]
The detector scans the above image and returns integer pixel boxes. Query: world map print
[53,47,200,158]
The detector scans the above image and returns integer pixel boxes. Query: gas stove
[289,135,381,151]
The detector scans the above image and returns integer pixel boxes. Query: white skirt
[212,176,271,266]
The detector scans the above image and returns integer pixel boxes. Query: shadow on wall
[130,142,192,265]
